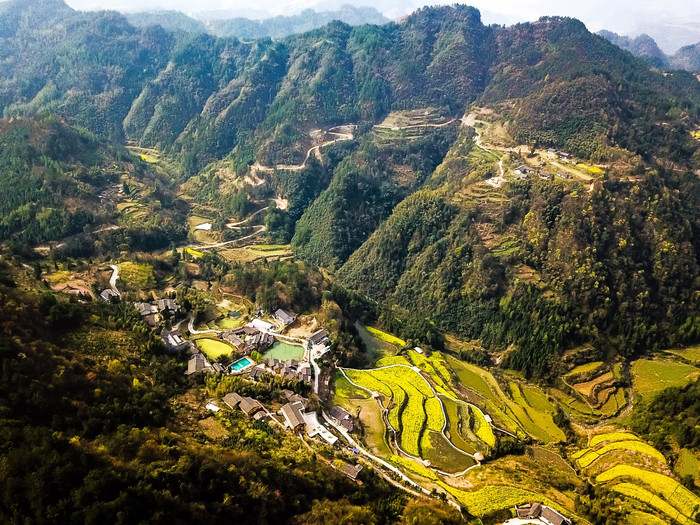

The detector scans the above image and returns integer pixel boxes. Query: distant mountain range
[599,30,700,72]
[125,5,389,40]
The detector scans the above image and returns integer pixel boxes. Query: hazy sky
[61,0,700,52]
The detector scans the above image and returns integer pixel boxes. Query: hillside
[0,117,186,258]
[672,43,700,72]
[3,1,700,175]
[1,1,700,376]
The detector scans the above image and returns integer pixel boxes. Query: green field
[631,359,700,397]
[677,449,700,481]
[355,323,398,364]
[118,262,156,290]
[666,345,700,363]
[196,338,235,360]
[334,371,371,400]
[566,361,605,378]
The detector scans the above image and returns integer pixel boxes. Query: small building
[250,367,265,382]
[280,401,306,433]
[309,329,330,345]
[514,503,570,525]
[274,308,297,326]
[134,302,158,316]
[338,461,363,480]
[514,165,533,175]
[205,403,220,412]
[100,289,119,302]
[162,329,188,352]
[558,152,571,160]
[233,326,260,337]
[556,172,571,179]
[223,392,243,409]
[239,396,264,416]
[514,173,529,181]
[539,171,552,180]
[185,353,213,376]
[251,319,273,332]
[247,332,274,353]
[221,332,248,353]
[156,298,179,314]
[194,222,212,231]
[329,405,354,432]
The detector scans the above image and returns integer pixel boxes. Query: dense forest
[0,117,186,257]
[4,1,700,174]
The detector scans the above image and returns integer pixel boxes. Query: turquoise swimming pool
[231,356,254,372]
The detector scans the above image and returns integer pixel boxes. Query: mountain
[2,0,700,378]
[124,5,389,40]
[599,29,700,73]
[671,42,700,72]
[597,30,668,68]
[206,5,390,40]
[124,10,208,34]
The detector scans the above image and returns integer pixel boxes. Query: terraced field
[447,357,564,443]
[577,432,700,524]
[597,465,700,524]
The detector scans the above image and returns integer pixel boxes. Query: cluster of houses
[221,389,363,480]
[513,165,572,181]
[185,352,227,375]
[133,298,180,327]
[258,358,313,383]
[503,503,570,525]
[221,326,275,355]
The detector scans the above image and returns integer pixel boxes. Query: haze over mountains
[599,30,700,72]
[124,5,389,40]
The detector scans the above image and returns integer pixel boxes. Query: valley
[1,1,700,524]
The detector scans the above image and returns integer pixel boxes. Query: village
[112,288,370,480]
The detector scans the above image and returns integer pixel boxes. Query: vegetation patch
[631,359,700,397]
[576,441,666,469]
[590,432,641,447]
[612,483,692,525]
[196,338,235,360]
[437,483,535,517]
[118,262,156,291]
[676,449,700,482]
[597,465,700,521]
[365,326,406,347]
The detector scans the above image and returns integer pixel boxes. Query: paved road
[109,264,121,297]
[191,225,266,250]
[251,125,355,173]
[187,313,219,335]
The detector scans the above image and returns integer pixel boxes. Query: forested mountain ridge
[3,1,700,175]
[3,0,700,378]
